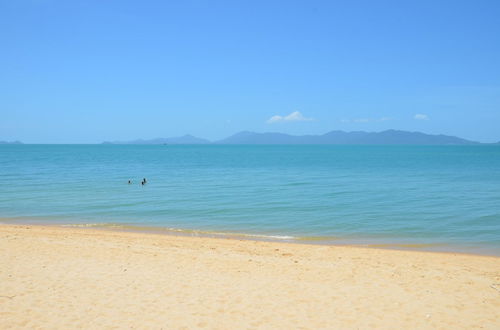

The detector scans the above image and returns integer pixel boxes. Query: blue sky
[1,0,499,143]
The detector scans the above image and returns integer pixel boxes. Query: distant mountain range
[0,140,23,144]
[102,130,485,145]
[2,131,497,145]
[216,130,480,145]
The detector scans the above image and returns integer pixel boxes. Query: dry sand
[1,224,499,329]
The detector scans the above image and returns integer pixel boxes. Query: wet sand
[1,224,499,329]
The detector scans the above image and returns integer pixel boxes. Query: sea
[1,144,499,255]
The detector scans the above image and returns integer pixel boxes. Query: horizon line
[3,129,500,145]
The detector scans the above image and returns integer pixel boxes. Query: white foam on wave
[238,233,296,240]
[61,223,298,241]
[61,223,126,228]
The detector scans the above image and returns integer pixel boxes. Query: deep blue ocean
[1,145,499,254]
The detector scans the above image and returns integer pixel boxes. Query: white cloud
[414,114,429,120]
[267,111,313,124]
[267,115,283,123]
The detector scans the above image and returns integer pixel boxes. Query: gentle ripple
[0,144,499,254]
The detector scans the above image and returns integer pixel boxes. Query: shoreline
[1,223,499,328]
[1,218,499,257]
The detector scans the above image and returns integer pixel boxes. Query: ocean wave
[60,222,298,241]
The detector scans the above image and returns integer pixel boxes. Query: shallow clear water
[1,145,499,254]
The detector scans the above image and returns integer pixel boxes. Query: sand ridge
[1,224,499,329]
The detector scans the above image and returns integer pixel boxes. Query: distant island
[102,130,483,145]
[0,141,23,144]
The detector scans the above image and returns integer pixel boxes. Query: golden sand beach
[1,224,499,329]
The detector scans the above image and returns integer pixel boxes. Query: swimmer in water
[128,180,132,184]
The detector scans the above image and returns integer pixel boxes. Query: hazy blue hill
[317,130,369,144]
[215,131,309,144]
[102,134,210,145]
[346,130,479,145]
[216,130,479,145]
[102,130,480,145]
[0,141,23,144]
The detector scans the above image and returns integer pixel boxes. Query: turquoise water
[1,145,499,254]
